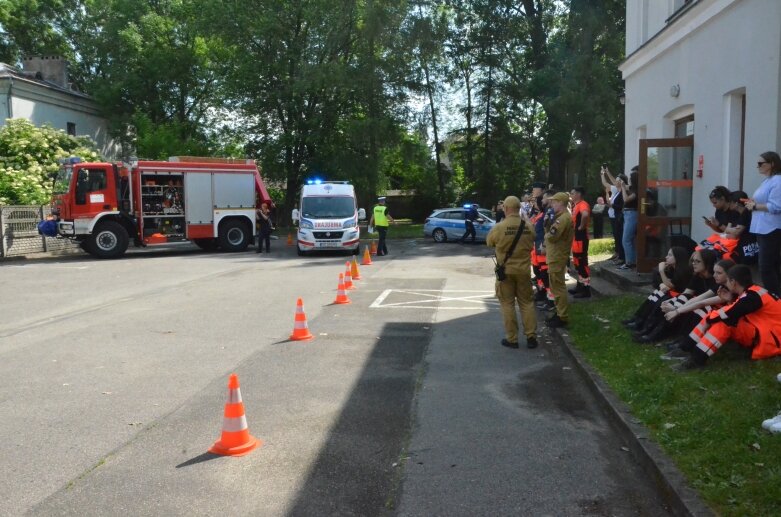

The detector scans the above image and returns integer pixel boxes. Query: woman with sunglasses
[744,151,781,294]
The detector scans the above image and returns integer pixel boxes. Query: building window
[674,115,694,138]
[67,122,76,136]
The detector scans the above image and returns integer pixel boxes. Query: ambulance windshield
[301,196,355,218]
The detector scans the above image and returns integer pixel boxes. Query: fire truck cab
[51,157,272,258]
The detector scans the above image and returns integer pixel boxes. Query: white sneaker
[762,414,781,430]
[770,420,781,434]
[777,372,781,383]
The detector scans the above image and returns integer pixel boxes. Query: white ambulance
[291,180,366,256]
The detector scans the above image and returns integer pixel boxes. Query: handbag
[494,220,526,281]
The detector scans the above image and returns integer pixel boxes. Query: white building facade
[620,0,781,245]
[0,58,119,158]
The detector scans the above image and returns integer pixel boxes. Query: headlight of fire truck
[342,217,356,229]
[299,219,314,230]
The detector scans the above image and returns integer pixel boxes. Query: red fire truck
[50,156,273,258]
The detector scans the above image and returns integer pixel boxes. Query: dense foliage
[1,0,625,216]
[0,119,100,204]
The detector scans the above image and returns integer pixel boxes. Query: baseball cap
[378,196,386,201]
[502,195,521,210]
[550,192,570,203]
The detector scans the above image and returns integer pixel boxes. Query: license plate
[316,241,340,248]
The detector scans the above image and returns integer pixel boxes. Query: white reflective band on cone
[228,388,243,404]
[222,415,249,433]
[295,321,309,329]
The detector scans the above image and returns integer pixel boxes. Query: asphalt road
[0,240,670,516]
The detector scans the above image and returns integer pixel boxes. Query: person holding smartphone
[600,165,626,265]
[744,151,781,295]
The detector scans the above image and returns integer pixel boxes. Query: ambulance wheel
[432,228,447,243]
[297,244,306,256]
[88,221,129,258]
[218,219,250,252]
[193,238,218,251]
[352,246,360,255]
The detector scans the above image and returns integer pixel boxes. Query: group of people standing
[486,184,592,349]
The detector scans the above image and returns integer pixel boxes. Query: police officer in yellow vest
[369,196,394,256]
[544,192,574,328]
[487,195,538,349]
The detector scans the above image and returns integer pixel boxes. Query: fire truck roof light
[58,157,81,165]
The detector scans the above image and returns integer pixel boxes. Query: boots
[574,285,591,298]
[568,282,583,295]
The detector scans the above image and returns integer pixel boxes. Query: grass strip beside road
[568,295,781,516]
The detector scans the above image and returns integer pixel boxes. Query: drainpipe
[5,75,12,119]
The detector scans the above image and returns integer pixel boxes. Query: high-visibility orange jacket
[707,285,781,359]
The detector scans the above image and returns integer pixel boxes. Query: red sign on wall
[697,154,704,178]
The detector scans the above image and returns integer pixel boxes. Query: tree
[0,119,100,204]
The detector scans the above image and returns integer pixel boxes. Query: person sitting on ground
[670,265,781,371]
[661,259,736,359]
[622,246,692,332]
[630,248,719,343]
[697,186,740,259]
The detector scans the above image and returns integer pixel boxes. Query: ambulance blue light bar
[306,178,323,185]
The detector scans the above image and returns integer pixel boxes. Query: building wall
[0,77,120,159]
[620,0,781,242]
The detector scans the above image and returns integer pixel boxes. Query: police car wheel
[432,228,447,243]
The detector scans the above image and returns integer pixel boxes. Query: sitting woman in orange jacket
[670,264,781,371]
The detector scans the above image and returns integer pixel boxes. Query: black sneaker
[546,315,567,328]
[672,357,705,372]
[535,301,549,310]
[660,348,690,361]
[501,339,520,349]
[568,284,582,295]
[526,336,539,349]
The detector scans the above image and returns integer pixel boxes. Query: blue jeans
[622,210,638,265]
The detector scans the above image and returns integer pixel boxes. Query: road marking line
[370,289,498,310]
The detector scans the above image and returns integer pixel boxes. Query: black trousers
[610,215,625,261]
[377,226,388,255]
[461,221,476,242]
[757,229,781,295]
[256,230,271,252]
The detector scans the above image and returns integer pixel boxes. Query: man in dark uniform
[460,203,480,243]
[487,196,538,349]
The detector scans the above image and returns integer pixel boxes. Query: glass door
[637,137,694,273]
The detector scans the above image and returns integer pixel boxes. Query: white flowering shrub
[0,119,101,205]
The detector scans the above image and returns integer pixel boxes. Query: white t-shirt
[608,186,619,218]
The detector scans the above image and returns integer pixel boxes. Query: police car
[423,206,496,243]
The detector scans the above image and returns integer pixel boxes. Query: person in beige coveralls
[544,192,575,328]
[487,195,538,350]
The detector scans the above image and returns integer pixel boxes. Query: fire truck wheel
[218,220,250,252]
[193,238,219,251]
[89,221,129,258]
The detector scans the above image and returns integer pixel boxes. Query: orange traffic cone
[362,246,373,265]
[289,298,314,341]
[344,262,355,290]
[286,233,293,246]
[334,273,351,304]
[209,373,261,457]
[370,240,378,255]
[351,257,361,280]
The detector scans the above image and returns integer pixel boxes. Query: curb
[544,315,714,516]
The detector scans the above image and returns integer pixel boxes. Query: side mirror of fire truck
[358,208,366,220]
[291,208,300,223]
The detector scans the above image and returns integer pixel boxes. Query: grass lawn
[568,295,781,516]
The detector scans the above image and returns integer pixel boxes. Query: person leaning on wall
[744,151,781,295]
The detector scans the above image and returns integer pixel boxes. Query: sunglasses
[691,258,703,264]
[758,161,768,167]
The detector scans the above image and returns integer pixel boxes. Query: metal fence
[0,205,79,258]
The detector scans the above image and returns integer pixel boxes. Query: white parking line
[370,289,497,310]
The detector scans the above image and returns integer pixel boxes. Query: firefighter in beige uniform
[487,195,538,349]
[544,192,574,328]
